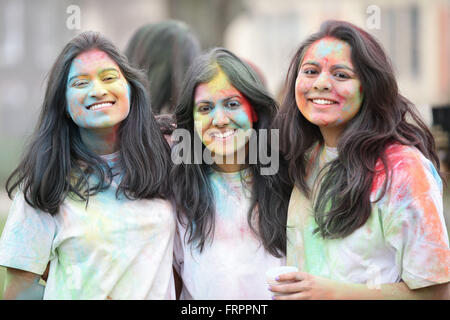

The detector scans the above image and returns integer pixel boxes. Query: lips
[86,101,115,111]
[311,98,336,105]
[306,97,341,109]
[308,97,338,105]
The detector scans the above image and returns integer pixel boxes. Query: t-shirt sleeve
[0,192,56,275]
[383,154,450,289]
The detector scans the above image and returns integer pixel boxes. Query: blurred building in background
[0,0,449,225]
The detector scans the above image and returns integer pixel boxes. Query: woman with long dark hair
[0,31,175,299]
[270,20,449,299]
[170,48,292,299]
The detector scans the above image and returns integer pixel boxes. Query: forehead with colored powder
[204,67,233,95]
[302,37,353,66]
[195,67,241,104]
[68,49,120,81]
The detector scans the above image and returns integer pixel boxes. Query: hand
[269,271,339,300]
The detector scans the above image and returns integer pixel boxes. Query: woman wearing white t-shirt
[0,31,175,299]
[271,20,449,299]
[169,48,292,299]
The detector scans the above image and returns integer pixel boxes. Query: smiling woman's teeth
[211,130,235,138]
[89,102,113,111]
[312,99,335,105]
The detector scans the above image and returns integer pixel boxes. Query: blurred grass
[0,137,26,189]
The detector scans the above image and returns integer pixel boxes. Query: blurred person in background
[125,20,202,115]
[271,20,449,299]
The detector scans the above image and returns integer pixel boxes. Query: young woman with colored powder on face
[0,32,175,299]
[170,48,292,299]
[270,20,449,299]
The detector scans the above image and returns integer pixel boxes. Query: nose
[313,72,331,91]
[88,81,108,98]
[212,107,230,127]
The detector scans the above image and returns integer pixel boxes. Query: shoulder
[375,144,440,182]
[383,144,431,167]
[372,144,442,204]
[393,145,438,182]
[9,191,46,216]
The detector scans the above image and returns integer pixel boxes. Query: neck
[214,162,246,173]
[213,144,249,173]
[319,126,343,148]
[79,126,120,155]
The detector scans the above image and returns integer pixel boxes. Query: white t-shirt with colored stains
[0,152,176,299]
[287,144,450,289]
[174,168,285,299]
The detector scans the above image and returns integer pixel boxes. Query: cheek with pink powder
[335,85,363,124]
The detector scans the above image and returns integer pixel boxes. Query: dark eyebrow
[68,73,87,84]
[68,68,119,84]
[301,61,320,68]
[301,61,355,73]
[331,64,355,72]
[222,95,241,103]
[195,100,211,105]
[195,95,242,105]
[99,68,119,74]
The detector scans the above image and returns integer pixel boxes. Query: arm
[0,194,55,300]
[269,271,450,300]
[3,267,45,300]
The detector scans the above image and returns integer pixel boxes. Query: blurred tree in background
[168,0,244,49]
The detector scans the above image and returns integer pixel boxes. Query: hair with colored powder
[170,48,292,257]
[125,20,202,114]
[6,31,172,215]
[274,20,440,239]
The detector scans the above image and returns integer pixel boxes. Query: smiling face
[193,68,257,161]
[295,37,363,142]
[66,49,131,131]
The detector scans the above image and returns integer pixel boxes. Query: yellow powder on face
[206,66,232,94]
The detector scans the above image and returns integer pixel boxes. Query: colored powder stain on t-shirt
[287,143,450,289]
[0,152,176,299]
[209,168,252,219]
[174,168,284,299]
[375,145,446,245]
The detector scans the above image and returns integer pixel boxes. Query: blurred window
[372,4,420,78]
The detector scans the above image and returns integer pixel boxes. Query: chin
[309,116,339,127]
[210,145,247,159]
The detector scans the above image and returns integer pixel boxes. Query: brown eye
[197,104,212,113]
[226,100,241,108]
[103,74,117,81]
[72,79,88,87]
[334,71,350,79]
[302,69,318,75]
